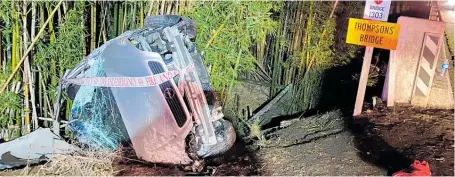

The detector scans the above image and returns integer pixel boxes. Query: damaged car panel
[102,38,194,164]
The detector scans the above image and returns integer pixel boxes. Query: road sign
[346,18,400,50]
[363,0,391,21]
[353,0,393,116]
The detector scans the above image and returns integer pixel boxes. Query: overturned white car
[58,15,236,164]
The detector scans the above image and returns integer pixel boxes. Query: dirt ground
[114,132,386,176]
[115,140,260,176]
[114,104,454,176]
[352,104,454,176]
[257,131,384,176]
[0,105,453,176]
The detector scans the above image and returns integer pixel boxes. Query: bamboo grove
[0,0,364,140]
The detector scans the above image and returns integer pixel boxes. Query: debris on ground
[252,110,385,176]
[116,140,260,176]
[0,128,76,170]
[392,160,432,176]
[260,110,345,148]
[23,149,117,176]
[248,84,294,127]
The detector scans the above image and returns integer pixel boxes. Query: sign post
[352,0,392,116]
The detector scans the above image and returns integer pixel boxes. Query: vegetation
[184,1,280,103]
[22,148,118,176]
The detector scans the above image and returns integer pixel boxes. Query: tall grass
[184,1,280,103]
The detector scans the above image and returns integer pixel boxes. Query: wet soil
[351,104,454,176]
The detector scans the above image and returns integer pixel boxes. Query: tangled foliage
[0,92,20,127]
[0,1,20,131]
[35,1,85,90]
[185,1,281,99]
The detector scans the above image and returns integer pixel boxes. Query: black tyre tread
[144,15,180,28]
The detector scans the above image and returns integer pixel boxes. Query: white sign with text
[363,0,391,21]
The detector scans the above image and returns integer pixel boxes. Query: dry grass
[21,148,120,176]
[249,119,264,141]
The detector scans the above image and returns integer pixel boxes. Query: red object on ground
[393,160,432,176]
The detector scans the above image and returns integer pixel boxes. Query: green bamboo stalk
[12,2,21,134]
[98,4,107,47]
[38,3,44,117]
[30,1,38,130]
[11,2,18,71]
[47,3,56,43]
[90,2,96,51]
[41,76,53,118]
[39,2,44,37]
[0,0,64,95]
[160,0,165,15]
[16,1,24,136]
[46,2,57,88]
[304,0,338,78]
[13,81,21,137]
[106,2,112,40]
[39,71,44,119]
[271,20,282,96]
[65,100,72,122]
[0,27,2,71]
[131,3,136,29]
[207,24,225,75]
[305,1,314,67]
[62,1,67,14]
[23,0,31,134]
[292,2,303,51]
[179,0,184,14]
[81,1,86,56]
[113,2,118,36]
[147,0,154,16]
[2,51,5,72]
[122,4,127,32]
[118,2,124,34]
[166,1,172,14]
[140,2,144,27]
[102,18,107,43]
[57,2,62,25]
[175,0,179,14]
[224,50,242,104]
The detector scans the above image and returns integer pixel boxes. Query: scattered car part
[0,128,76,170]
